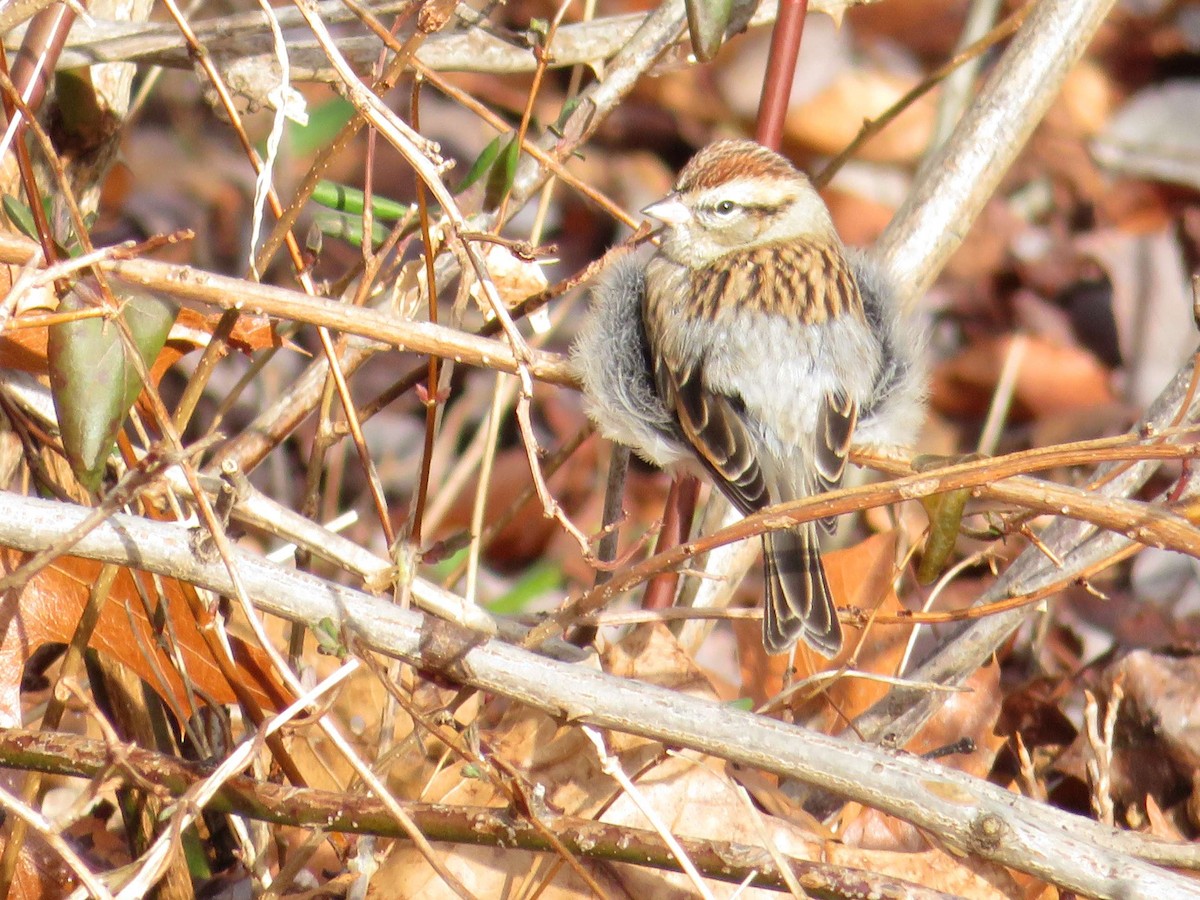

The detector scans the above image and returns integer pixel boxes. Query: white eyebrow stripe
[698,179,795,208]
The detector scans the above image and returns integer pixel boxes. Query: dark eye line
[704,201,781,217]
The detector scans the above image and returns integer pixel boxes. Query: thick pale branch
[0,491,1194,896]
[0,232,575,386]
[30,0,855,76]
[877,0,1117,305]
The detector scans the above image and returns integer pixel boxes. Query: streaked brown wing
[814,387,857,491]
[655,355,769,516]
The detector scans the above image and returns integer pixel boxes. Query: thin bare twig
[522,435,1200,648]
[0,491,1194,896]
[0,725,957,896]
[34,0,844,76]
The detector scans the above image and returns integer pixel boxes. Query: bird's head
[642,139,837,267]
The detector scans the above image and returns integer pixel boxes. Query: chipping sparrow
[573,139,925,657]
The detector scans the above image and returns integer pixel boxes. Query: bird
[572,139,925,657]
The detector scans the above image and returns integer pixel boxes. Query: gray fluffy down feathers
[571,248,926,470]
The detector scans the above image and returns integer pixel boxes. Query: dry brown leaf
[0,272,57,372]
[169,307,285,355]
[829,843,1024,899]
[604,620,720,699]
[846,0,965,59]
[1076,226,1194,411]
[416,624,708,818]
[382,625,833,898]
[65,803,127,865]
[1113,651,1200,776]
[144,309,291,415]
[373,844,623,900]
[820,530,910,710]
[943,198,1022,283]
[600,754,822,898]
[931,334,1115,420]
[289,663,403,794]
[825,185,898,247]
[0,550,290,726]
[905,661,1004,778]
[794,530,910,726]
[787,69,938,164]
[996,674,1077,781]
[737,531,908,711]
[0,329,51,375]
[1149,791,1187,841]
[1097,179,1174,233]
[838,799,929,852]
[464,244,549,323]
[1021,883,1061,900]
[1054,650,1200,825]
[0,834,78,899]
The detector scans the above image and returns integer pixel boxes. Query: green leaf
[311,181,413,221]
[917,488,970,585]
[181,826,213,879]
[454,134,504,194]
[312,181,356,212]
[48,280,177,492]
[685,0,733,61]
[487,562,562,615]
[311,209,389,249]
[2,195,90,255]
[306,219,324,256]
[312,617,347,658]
[484,136,520,209]
[549,99,581,138]
[289,97,356,155]
[2,196,39,242]
[426,542,469,571]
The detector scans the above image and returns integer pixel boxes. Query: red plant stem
[755,0,809,150]
[642,475,701,610]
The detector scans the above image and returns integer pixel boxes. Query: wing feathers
[762,525,842,656]
[661,358,770,515]
[642,248,856,657]
[815,388,857,489]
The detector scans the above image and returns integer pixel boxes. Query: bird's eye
[714,200,737,215]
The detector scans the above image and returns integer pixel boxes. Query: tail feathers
[762,526,843,657]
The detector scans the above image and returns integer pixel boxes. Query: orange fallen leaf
[931,334,1114,420]
[0,550,291,726]
[737,531,909,710]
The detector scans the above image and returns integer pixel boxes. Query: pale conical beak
[641,194,690,226]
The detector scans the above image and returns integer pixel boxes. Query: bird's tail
[762,525,843,657]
